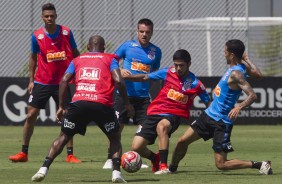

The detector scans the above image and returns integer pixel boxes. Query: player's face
[174,60,190,77]
[137,24,153,47]
[42,10,57,26]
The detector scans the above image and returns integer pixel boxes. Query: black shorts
[191,111,234,153]
[114,93,150,125]
[136,115,181,145]
[28,83,72,109]
[61,100,120,137]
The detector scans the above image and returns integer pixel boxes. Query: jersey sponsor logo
[73,93,98,101]
[214,85,221,97]
[77,83,96,92]
[38,34,44,39]
[79,67,100,80]
[131,61,151,73]
[148,47,156,60]
[63,118,75,129]
[46,51,66,62]
[104,122,115,132]
[167,89,188,104]
[62,30,69,35]
[80,55,103,59]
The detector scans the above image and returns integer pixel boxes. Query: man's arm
[72,48,80,58]
[112,69,134,118]
[123,74,149,82]
[242,52,263,79]
[28,53,37,94]
[228,70,257,120]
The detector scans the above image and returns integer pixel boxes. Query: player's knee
[215,162,227,170]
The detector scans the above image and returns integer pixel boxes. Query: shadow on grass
[81,178,160,183]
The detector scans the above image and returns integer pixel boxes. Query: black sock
[22,145,29,154]
[159,150,168,164]
[67,147,73,155]
[112,157,121,171]
[42,157,53,169]
[251,161,262,169]
[148,151,156,161]
[107,148,111,159]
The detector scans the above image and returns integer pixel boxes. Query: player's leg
[103,93,130,169]
[133,97,151,168]
[9,84,48,162]
[96,103,126,183]
[53,85,81,163]
[214,151,272,174]
[132,116,160,172]
[154,118,171,174]
[213,123,272,174]
[169,126,200,172]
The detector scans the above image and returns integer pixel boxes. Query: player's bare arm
[28,53,37,94]
[72,48,80,58]
[228,70,257,120]
[112,69,135,118]
[120,68,132,77]
[242,52,263,79]
[123,74,149,82]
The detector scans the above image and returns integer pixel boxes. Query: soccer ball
[121,151,142,173]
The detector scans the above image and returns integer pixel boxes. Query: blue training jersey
[115,40,162,97]
[205,64,247,124]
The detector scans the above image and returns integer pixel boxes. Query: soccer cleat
[154,163,171,175]
[112,170,127,183]
[259,161,273,175]
[151,152,160,172]
[65,154,81,163]
[103,159,113,169]
[168,164,178,173]
[31,167,48,182]
[141,163,149,168]
[9,152,28,162]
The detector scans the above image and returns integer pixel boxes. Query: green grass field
[0,125,281,184]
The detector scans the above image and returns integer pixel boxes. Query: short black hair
[173,49,191,63]
[42,3,56,12]
[137,18,154,30]
[225,39,245,59]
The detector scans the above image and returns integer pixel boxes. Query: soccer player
[103,18,162,169]
[169,39,272,175]
[124,49,211,174]
[9,3,81,163]
[31,35,134,183]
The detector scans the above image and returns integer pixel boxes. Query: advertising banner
[0,77,281,125]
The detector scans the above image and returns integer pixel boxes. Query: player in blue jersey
[103,18,162,169]
[169,39,273,175]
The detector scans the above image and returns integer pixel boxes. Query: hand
[242,52,248,62]
[121,69,132,77]
[228,106,241,121]
[28,81,34,94]
[56,107,65,124]
[125,104,135,118]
